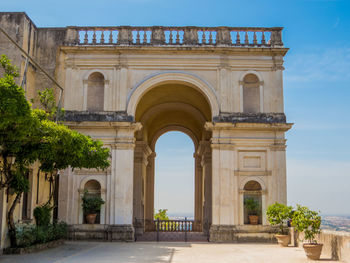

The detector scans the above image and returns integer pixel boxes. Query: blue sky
[2,0,350,215]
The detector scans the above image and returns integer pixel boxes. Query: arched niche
[239,71,264,113]
[83,179,102,224]
[243,180,263,225]
[243,74,260,113]
[87,72,105,111]
[78,177,106,225]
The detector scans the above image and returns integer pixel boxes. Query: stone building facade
[0,12,292,246]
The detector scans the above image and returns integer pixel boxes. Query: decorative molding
[234,170,271,176]
[74,168,110,175]
[213,112,287,124]
[63,111,134,122]
[239,189,267,195]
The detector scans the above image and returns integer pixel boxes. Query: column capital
[135,141,152,166]
[111,137,136,150]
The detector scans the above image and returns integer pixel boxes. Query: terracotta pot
[86,213,97,224]
[275,234,290,247]
[248,215,259,225]
[303,243,323,260]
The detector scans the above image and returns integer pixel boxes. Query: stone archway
[132,81,213,236]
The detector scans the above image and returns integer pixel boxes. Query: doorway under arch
[132,81,213,235]
[154,131,195,219]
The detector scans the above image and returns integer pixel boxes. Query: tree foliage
[154,209,169,220]
[291,205,321,244]
[0,55,110,247]
[266,202,293,235]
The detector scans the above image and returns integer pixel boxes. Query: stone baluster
[253,32,257,45]
[151,27,165,45]
[216,27,231,45]
[202,30,206,44]
[244,31,249,45]
[84,31,88,44]
[183,27,198,45]
[136,31,140,44]
[261,31,266,45]
[109,31,113,44]
[209,31,213,44]
[92,30,97,44]
[118,27,132,45]
[100,30,105,44]
[236,31,241,45]
[176,31,180,44]
[169,31,173,44]
[143,31,147,44]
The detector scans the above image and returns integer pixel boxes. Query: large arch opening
[154,131,194,218]
[132,82,213,235]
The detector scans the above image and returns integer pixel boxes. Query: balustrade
[65,26,284,47]
[155,219,193,232]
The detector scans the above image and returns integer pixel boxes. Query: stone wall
[296,230,350,262]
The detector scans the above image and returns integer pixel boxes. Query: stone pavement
[0,241,342,263]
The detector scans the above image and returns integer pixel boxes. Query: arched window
[243,74,260,113]
[87,72,104,111]
[84,179,102,224]
[243,180,262,225]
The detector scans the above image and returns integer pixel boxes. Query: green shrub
[266,202,293,234]
[291,205,321,244]
[53,221,68,239]
[16,224,36,248]
[15,221,68,248]
[82,191,105,214]
[244,198,260,216]
[33,204,53,226]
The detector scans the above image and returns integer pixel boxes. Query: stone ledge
[209,225,281,243]
[214,113,286,123]
[68,224,134,242]
[63,111,134,122]
[3,239,64,255]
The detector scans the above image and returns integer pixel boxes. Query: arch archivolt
[239,70,264,82]
[127,72,220,117]
[82,69,109,81]
[150,125,199,151]
[239,176,266,192]
[140,102,206,124]
[79,175,106,192]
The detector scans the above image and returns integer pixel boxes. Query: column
[201,142,212,234]
[108,122,141,241]
[144,152,156,231]
[194,153,203,231]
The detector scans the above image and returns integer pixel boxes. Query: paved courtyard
[0,241,340,263]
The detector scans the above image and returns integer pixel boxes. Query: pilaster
[133,141,152,235]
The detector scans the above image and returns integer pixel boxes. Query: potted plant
[244,198,260,225]
[266,202,293,247]
[292,205,322,260]
[82,191,105,224]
